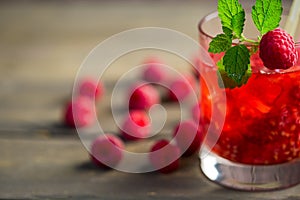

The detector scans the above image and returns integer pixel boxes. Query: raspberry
[141,57,167,83]
[64,96,96,128]
[149,139,180,174]
[129,83,160,110]
[78,78,104,100]
[168,74,196,101]
[259,28,298,70]
[120,110,151,141]
[90,134,124,168]
[173,120,203,156]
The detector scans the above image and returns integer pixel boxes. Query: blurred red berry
[129,83,160,110]
[120,110,151,141]
[168,74,197,101]
[64,96,96,128]
[149,139,180,174]
[173,120,203,156]
[90,134,124,168]
[78,78,104,100]
[141,56,167,83]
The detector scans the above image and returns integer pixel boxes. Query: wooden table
[1,0,299,199]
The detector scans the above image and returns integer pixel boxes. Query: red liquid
[200,51,300,165]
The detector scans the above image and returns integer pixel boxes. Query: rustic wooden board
[1,132,300,199]
[0,0,299,199]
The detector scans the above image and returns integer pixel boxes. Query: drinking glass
[198,11,300,191]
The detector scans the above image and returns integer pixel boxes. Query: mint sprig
[217,58,251,88]
[208,34,232,53]
[223,45,250,84]
[218,0,245,37]
[252,0,282,35]
[208,0,282,87]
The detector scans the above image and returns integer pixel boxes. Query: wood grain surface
[0,0,299,199]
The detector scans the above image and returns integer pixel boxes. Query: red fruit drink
[200,49,300,165]
[197,2,300,189]
[199,12,300,166]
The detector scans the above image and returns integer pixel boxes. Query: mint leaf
[217,57,251,88]
[252,0,282,35]
[232,11,245,37]
[208,34,232,53]
[223,45,250,84]
[222,26,233,36]
[218,0,245,37]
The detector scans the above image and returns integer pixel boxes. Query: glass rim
[198,10,218,40]
[198,10,300,46]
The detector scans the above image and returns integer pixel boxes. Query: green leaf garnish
[222,26,233,37]
[218,0,245,37]
[208,34,232,53]
[223,45,250,84]
[208,0,283,88]
[217,58,251,88]
[252,0,282,35]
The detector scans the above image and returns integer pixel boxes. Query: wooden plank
[1,134,300,199]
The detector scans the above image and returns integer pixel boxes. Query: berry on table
[129,83,160,110]
[259,28,298,70]
[90,134,125,168]
[120,110,151,141]
[77,78,105,100]
[141,57,167,83]
[168,74,196,101]
[149,139,180,174]
[64,96,96,128]
[173,120,203,156]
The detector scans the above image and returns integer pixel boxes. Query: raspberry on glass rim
[259,28,298,70]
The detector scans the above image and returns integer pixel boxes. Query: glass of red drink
[198,11,300,190]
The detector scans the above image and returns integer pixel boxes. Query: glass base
[199,147,300,191]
